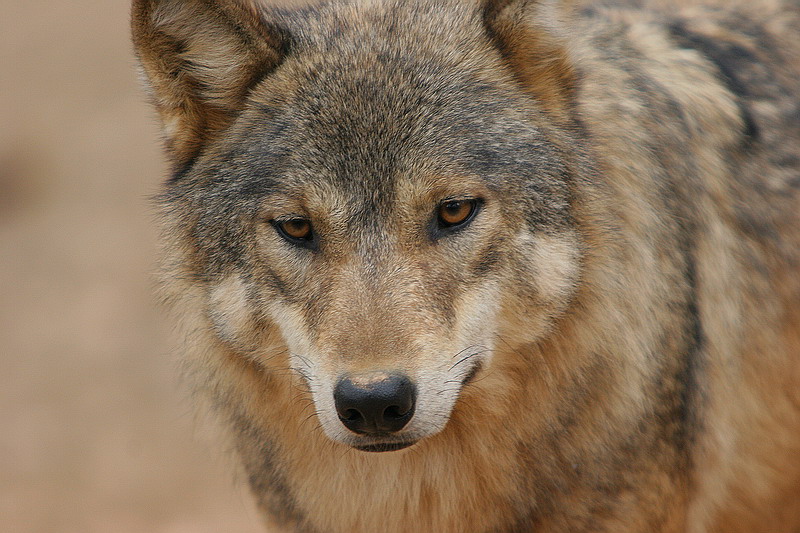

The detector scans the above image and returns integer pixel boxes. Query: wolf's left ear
[482,0,576,120]
[132,0,290,169]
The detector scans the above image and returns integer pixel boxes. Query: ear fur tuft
[132,0,289,169]
[482,0,577,121]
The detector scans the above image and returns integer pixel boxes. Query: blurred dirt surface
[0,1,294,532]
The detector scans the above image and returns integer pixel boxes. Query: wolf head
[134,0,581,452]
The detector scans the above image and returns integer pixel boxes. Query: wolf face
[142,0,580,452]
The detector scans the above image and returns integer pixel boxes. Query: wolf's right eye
[274,218,314,245]
[437,199,480,230]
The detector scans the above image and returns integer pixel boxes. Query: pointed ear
[482,0,576,121]
[132,0,290,169]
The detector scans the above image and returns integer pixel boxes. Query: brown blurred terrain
[0,2,271,532]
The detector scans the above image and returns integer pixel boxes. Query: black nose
[334,373,416,435]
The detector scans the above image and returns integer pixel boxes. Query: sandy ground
[0,2,278,532]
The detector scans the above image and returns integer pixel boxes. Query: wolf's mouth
[354,441,418,453]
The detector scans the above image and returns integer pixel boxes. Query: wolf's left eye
[274,218,314,244]
[437,199,479,229]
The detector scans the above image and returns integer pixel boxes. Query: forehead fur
[225,1,565,184]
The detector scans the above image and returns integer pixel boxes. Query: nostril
[383,404,408,420]
[342,408,362,422]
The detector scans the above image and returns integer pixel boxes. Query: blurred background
[0,2,295,532]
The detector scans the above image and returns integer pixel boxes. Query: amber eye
[438,199,478,228]
[275,218,313,243]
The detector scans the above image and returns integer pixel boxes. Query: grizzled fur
[132,0,800,531]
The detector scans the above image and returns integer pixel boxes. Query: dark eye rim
[271,217,317,249]
[434,198,482,236]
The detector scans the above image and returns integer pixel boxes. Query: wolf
[132,0,800,531]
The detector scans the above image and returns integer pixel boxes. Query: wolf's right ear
[132,0,290,170]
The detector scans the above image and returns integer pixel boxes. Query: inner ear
[482,0,576,121]
[132,0,291,171]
